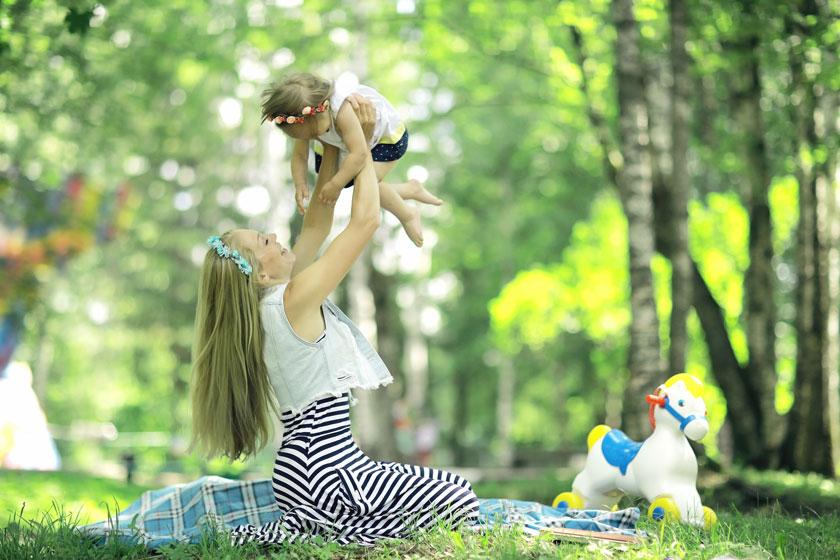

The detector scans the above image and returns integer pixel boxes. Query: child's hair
[189,231,278,460]
[261,72,334,126]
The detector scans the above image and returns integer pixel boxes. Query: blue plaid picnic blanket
[81,476,643,549]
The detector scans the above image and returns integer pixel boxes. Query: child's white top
[317,82,404,152]
[260,284,393,415]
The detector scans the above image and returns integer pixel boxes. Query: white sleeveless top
[260,284,393,415]
[316,83,405,152]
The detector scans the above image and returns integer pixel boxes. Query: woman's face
[231,229,295,286]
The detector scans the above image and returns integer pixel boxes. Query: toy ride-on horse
[553,373,717,528]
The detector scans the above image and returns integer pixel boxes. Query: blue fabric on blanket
[81,476,643,549]
[474,498,642,537]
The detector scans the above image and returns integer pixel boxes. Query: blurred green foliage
[1,0,837,480]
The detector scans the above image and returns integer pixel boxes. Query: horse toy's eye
[678,399,685,407]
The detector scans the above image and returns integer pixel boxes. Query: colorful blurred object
[0,174,136,374]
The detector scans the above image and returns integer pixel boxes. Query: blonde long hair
[189,231,278,460]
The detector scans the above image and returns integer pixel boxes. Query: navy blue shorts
[314,130,409,188]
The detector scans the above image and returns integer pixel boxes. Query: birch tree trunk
[779,1,833,474]
[572,10,774,466]
[814,0,839,477]
[730,28,781,465]
[643,24,763,463]
[612,0,665,439]
[668,0,692,375]
[821,87,840,475]
[343,0,398,461]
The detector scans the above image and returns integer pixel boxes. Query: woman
[190,100,478,546]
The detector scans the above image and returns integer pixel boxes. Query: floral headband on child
[207,235,253,276]
[272,100,329,124]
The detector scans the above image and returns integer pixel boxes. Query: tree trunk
[452,355,469,465]
[821,106,840,475]
[692,263,764,461]
[814,0,840,477]
[495,175,517,467]
[370,265,405,462]
[348,256,398,460]
[612,0,665,439]
[644,57,673,258]
[572,16,763,463]
[729,29,781,465]
[818,57,840,476]
[642,13,762,459]
[779,2,833,474]
[495,353,515,467]
[573,9,781,466]
[343,0,398,462]
[612,2,665,424]
[569,26,620,188]
[399,285,428,423]
[668,0,692,375]
[694,73,717,198]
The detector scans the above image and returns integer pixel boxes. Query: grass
[1,468,839,558]
[0,469,152,526]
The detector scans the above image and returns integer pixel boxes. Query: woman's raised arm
[285,149,380,319]
[290,144,339,276]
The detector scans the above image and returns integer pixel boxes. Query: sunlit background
[1,0,839,527]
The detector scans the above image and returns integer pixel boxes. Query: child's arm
[290,144,340,276]
[291,139,310,215]
[318,102,370,204]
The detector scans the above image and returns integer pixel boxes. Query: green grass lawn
[0,469,152,527]
[1,468,839,558]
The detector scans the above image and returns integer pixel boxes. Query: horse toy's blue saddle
[601,429,643,475]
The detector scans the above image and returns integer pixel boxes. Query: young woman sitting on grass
[189,99,478,546]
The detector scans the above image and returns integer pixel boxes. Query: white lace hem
[276,376,394,417]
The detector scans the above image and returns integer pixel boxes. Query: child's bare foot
[399,205,424,247]
[401,179,443,206]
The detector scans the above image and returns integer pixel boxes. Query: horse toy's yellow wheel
[647,496,681,522]
[703,506,718,529]
[552,492,584,509]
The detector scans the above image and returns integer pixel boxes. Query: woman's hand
[345,93,376,144]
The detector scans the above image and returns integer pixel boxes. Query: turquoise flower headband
[207,235,253,276]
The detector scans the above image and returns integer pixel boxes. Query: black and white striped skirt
[230,393,479,546]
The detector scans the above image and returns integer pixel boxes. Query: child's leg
[392,180,443,206]
[373,161,443,206]
[372,160,429,247]
[379,181,424,247]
